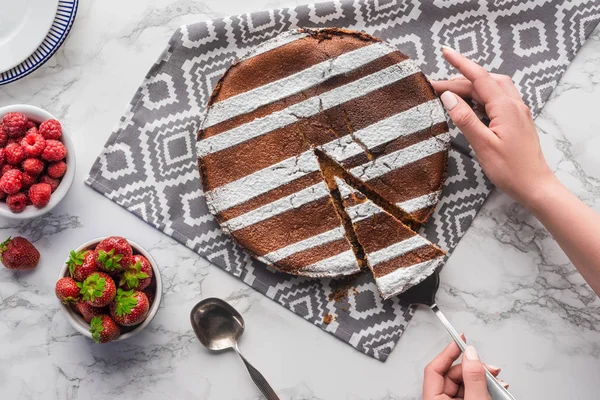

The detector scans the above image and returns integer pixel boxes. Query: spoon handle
[431,304,516,400]
[234,344,280,400]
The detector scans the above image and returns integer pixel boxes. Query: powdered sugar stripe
[397,191,441,213]
[258,226,346,264]
[204,42,398,128]
[319,136,365,164]
[367,235,429,266]
[376,257,444,299]
[334,176,357,198]
[222,182,330,231]
[346,200,382,223]
[350,133,450,181]
[197,60,420,157]
[301,249,360,277]
[206,150,320,213]
[353,99,446,149]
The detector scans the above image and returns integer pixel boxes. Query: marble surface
[1,1,599,399]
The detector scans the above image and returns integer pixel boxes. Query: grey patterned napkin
[86,0,600,361]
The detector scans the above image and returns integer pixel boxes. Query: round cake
[197,28,449,280]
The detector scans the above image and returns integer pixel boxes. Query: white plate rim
[0,0,79,86]
[0,0,60,72]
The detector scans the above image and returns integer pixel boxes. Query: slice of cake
[334,177,446,298]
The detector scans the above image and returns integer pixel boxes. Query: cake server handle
[431,304,516,400]
[233,343,280,400]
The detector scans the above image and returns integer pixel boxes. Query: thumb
[462,346,489,400]
[439,91,497,154]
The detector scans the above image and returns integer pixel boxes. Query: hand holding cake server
[421,46,600,400]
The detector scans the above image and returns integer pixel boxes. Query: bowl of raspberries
[55,236,163,344]
[0,104,74,217]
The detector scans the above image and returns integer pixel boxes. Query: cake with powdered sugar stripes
[196,27,449,287]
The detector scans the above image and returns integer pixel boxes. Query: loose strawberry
[22,158,45,176]
[2,112,28,138]
[39,174,60,192]
[4,142,25,165]
[0,169,22,194]
[74,301,104,323]
[6,192,27,213]
[119,255,152,290]
[0,236,39,269]
[39,119,62,140]
[47,161,67,178]
[109,289,149,326]
[41,139,66,162]
[67,249,98,281]
[28,183,52,207]
[89,315,120,344]
[79,272,116,307]
[55,277,81,304]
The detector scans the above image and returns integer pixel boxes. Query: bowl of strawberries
[0,104,75,218]
[55,236,162,344]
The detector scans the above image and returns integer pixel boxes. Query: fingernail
[464,345,479,360]
[442,45,457,54]
[486,364,501,372]
[440,91,458,111]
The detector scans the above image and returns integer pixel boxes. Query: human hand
[432,46,558,209]
[423,338,506,400]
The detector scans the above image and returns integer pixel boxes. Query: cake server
[190,298,280,400]
[399,271,516,400]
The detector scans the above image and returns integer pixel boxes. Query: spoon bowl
[191,298,245,351]
[190,298,280,399]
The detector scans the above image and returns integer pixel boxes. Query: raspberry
[26,121,37,130]
[20,130,46,157]
[0,125,7,147]
[47,161,67,178]
[0,191,6,200]
[28,183,52,207]
[40,175,60,192]
[1,164,15,175]
[21,172,37,189]
[2,112,28,138]
[6,192,27,213]
[0,148,4,165]
[0,169,23,194]
[41,140,66,162]
[5,143,25,165]
[22,158,45,176]
[39,119,62,140]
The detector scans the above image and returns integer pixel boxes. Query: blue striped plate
[0,0,79,86]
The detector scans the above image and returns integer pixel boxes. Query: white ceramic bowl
[0,104,75,219]
[57,237,163,342]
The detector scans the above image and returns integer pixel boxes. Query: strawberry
[109,289,149,326]
[119,255,152,290]
[74,301,104,323]
[96,236,133,258]
[0,236,40,270]
[67,249,98,281]
[89,315,120,344]
[143,287,155,306]
[55,277,81,304]
[97,248,131,273]
[79,272,116,307]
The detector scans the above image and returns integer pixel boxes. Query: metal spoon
[399,271,515,400]
[190,298,280,400]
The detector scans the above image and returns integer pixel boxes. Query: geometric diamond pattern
[87,0,600,361]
